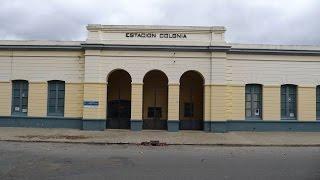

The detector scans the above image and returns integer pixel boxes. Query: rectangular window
[281,85,297,120]
[48,81,65,116]
[148,107,162,118]
[12,80,28,116]
[245,84,262,120]
[184,102,194,117]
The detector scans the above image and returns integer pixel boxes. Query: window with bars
[317,86,320,119]
[12,80,29,116]
[148,107,162,118]
[245,84,262,120]
[184,102,194,117]
[281,84,297,120]
[47,81,65,117]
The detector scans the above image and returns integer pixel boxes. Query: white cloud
[0,0,319,45]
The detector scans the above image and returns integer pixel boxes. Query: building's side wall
[227,54,320,122]
[298,86,316,121]
[230,85,245,120]
[85,50,212,84]
[131,84,143,120]
[263,86,281,120]
[28,82,47,117]
[203,85,211,122]
[168,84,179,121]
[83,83,106,119]
[0,50,85,118]
[227,54,320,85]
[0,50,86,129]
[65,83,84,118]
[211,85,227,121]
[0,51,84,82]
[1,44,320,131]
[0,81,11,116]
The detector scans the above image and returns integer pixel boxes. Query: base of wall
[168,121,179,132]
[106,118,130,129]
[143,119,167,130]
[131,120,143,131]
[1,116,320,133]
[82,119,106,131]
[179,120,203,130]
[211,122,228,133]
[210,120,320,133]
[203,121,211,132]
[0,116,83,129]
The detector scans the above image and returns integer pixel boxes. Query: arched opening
[143,70,168,130]
[179,71,204,130]
[107,69,132,129]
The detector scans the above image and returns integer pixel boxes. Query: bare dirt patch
[16,135,90,140]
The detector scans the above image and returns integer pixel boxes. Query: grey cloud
[160,0,320,45]
[0,0,319,45]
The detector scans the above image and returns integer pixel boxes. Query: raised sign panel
[86,25,226,46]
[83,101,99,108]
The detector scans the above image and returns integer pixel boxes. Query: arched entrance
[179,71,204,130]
[107,69,132,129]
[143,70,168,130]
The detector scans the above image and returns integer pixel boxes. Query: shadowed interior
[179,71,204,130]
[143,70,168,130]
[107,69,132,129]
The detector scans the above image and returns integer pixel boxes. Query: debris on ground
[16,135,90,140]
[140,140,167,146]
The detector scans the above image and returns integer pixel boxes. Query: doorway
[107,69,132,129]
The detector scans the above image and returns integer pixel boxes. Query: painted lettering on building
[125,32,187,39]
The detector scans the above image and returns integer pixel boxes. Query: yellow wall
[230,85,245,120]
[0,82,11,116]
[298,86,316,121]
[2,82,318,122]
[131,84,143,120]
[83,83,106,119]
[65,83,84,118]
[211,85,227,120]
[168,84,179,120]
[263,86,280,120]
[28,82,47,117]
[204,85,211,121]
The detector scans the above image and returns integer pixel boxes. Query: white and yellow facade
[0,24,320,132]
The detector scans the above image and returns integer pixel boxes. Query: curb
[1,139,320,147]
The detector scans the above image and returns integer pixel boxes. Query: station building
[1,24,320,132]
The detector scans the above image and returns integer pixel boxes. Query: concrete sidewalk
[0,127,320,146]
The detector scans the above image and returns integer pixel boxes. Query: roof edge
[86,24,226,32]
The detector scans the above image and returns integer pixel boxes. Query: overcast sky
[1,0,319,45]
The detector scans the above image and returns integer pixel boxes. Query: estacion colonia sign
[125,32,187,39]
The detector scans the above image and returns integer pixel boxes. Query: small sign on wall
[290,113,295,117]
[83,101,99,108]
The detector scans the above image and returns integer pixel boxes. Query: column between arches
[167,83,180,132]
